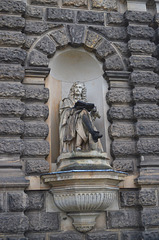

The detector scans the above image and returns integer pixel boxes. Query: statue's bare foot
[92,131,103,143]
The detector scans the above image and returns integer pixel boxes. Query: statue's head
[69,82,87,101]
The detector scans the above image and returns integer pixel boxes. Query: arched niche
[46,47,111,166]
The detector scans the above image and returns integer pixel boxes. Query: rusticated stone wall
[0,0,159,239]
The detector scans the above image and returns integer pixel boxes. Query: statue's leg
[75,133,83,151]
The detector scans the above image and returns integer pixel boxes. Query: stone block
[96,40,115,60]
[125,11,153,24]
[131,71,159,86]
[127,26,155,40]
[26,233,45,240]
[27,191,45,210]
[120,190,139,207]
[24,104,49,120]
[142,231,159,240]
[128,40,155,55]
[134,104,159,119]
[0,0,25,14]
[142,208,159,227]
[139,189,156,206]
[91,0,117,11]
[0,31,25,47]
[23,140,50,157]
[121,231,142,240]
[26,159,49,174]
[113,42,128,55]
[90,26,127,40]
[23,122,49,138]
[50,231,83,240]
[24,86,49,102]
[112,140,137,157]
[0,48,26,64]
[137,138,159,154]
[136,122,159,136]
[107,90,132,104]
[25,6,43,19]
[84,30,102,50]
[6,237,27,240]
[35,36,56,56]
[0,119,24,136]
[0,16,25,30]
[107,210,141,228]
[8,192,29,211]
[0,99,25,117]
[87,231,118,240]
[28,50,48,67]
[24,36,37,49]
[133,87,158,102]
[0,213,29,233]
[0,64,24,81]
[49,27,68,47]
[0,193,4,212]
[27,212,59,232]
[129,56,157,70]
[0,139,24,155]
[77,11,104,25]
[107,12,124,25]
[109,123,135,138]
[113,160,134,172]
[25,21,48,34]
[108,106,133,121]
[47,8,74,23]
[31,0,58,6]
[68,25,85,46]
[104,55,124,71]
[62,0,87,8]
[0,83,25,98]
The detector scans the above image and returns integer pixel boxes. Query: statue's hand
[91,106,101,120]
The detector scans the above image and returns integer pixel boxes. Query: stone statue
[59,81,103,153]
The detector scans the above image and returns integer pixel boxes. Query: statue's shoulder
[60,97,72,108]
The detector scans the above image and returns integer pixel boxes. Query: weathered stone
[92,0,117,11]
[108,106,133,121]
[0,100,25,117]
[0,16,25,30]
[109,123,135,139]
[23,122,49,138]
[62,0,87,7]
[90,26,127,40]
[23,140,50,157]
[68,25,85,46]
[31,0,58,6]
[47,8,74,23]
[27,191,45,210]
[153,44,159,59]
[6,237,27,240]
[24,104,49,120]
[50,231,83,240]
[28,50,48,67]
[107,12,124,25]
[137,139,159,154]
[0,193,4,212]
[26,159,50,174]
[0,0,25,14]
[108,210,141,228]
[24,36,37,49]
[77,11,104,25]
[107,90,132,104]
[136,122,159,136]
[0,139,24,154]
[113,160,134,172]
[125,11,153,24]
[0,213,28,233]
[112,141,137,157]
[0,119,24,136]
[133,87,158,102]
[49,28,68,47]
[8,192,29,211]
[120,190,139,207]
[113,42,128,55]
[25,233,45,240]
[84,30,102,50]
[87,231,118,240]
[142,231,159,240]
[139,189,156,206]
[35,36,56,56]
[24,86,49,102]
[104,55,124,71]
[0,31,25,47]
[0,64,25,81]
[0,83,25,98]
[26,212,59,231]
[142,208,159,227]
[134,104,159,119]
[121,231,142,240]
[25,21,48,34]
[129,56,157,70]
[96,40,115,59]
[131,71,159,86]
[127,26,155,40]
[128,40,156,55]
[25,6,43,19]
[0,48,26,64]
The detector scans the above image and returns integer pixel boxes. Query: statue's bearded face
[74,84,83,96]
